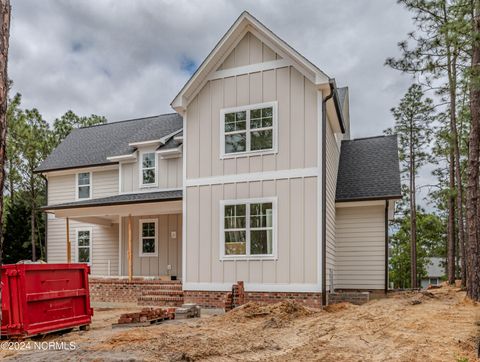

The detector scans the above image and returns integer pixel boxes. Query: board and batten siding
[335,205,386,290]
[120,156,182,193]
[120,214,182,277]
[47,217,119,276]
[184,31,321,290]
[325,118,340,291]
[185,178,317,285]
[186,46,318,178]
[217,32,281,70]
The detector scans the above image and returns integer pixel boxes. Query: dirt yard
[1,286,479,361]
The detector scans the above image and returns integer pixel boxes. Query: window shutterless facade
[220,197,277,260]
[139,218,158,257]
[220,101,277,158]
[76,228,92,264]
[140,152,157,186]
[76,172,91,200]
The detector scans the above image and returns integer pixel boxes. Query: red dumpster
[1,263,93,338]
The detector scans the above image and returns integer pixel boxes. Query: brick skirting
[327,291,370,305]
[89,277,181,304]
[183,290,322,309]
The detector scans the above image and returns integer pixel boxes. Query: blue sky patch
[180,56,197,74]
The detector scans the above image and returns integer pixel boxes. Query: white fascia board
[335,200,386,208]
[106,151,138,162]
[156,145,183,159]
[128,139,162,147]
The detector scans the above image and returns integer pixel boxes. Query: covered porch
[43,190,183,281]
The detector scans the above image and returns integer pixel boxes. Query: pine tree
[391,84,435,288]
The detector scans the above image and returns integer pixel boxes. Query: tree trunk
[447,148,456,285]
[0,0,11,336]
[449,57,467,286]
[466,0,480,301]
[410,122,417,288]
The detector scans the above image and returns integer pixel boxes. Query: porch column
[66,217,71,263]
[128,214,133,281]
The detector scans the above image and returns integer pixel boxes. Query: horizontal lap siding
[184,177,317,286]
[92,170,119,198]
[335,205,385,289]
[47,218,118,276]
[325,119,340,292]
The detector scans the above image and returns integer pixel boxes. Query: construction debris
[224,281,245,311]
[112,307,175,328]
[175,304,201,319]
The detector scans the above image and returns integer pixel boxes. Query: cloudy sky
[9,0,415,139]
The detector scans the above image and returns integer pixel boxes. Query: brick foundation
[328,291,370,305]
[184,290,322,309]
[89,277,181,304]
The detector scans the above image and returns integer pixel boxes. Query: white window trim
[75,227,93,265]
[139,218,158,257]
[139,151,158,188]
[220,101,278,159]
[75,171,92,200]
[220,197,278,261]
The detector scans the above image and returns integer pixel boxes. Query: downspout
[321,81,335,306]
[384,200,389,294]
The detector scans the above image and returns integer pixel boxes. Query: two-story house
[38,12,401,307]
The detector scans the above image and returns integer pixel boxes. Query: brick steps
[137,282,184,307]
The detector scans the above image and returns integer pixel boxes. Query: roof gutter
[321,80,335,306]
[328,79,346,134]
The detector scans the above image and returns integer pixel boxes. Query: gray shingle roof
[42,189,182,210]
[37,113,183,172]
[336,135,401,202]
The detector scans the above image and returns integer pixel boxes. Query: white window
[220,198,277,260]
[76,228,92,264]
[139,219,158,257]
[220,102,277,158]
[140,152,157,186]
[76,172,91,199]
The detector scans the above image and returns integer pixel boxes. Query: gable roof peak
[171,11,331,112]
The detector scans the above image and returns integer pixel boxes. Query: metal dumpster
[1,263,93,338]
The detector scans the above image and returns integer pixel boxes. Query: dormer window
[141,152,157,186]
[76,172,91,200]
[220,101,277,158]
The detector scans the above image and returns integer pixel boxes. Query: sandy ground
[1,286,479,361]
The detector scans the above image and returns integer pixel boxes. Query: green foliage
[2,94,105,262]
[52,110,106,148]
[390,210,446,288]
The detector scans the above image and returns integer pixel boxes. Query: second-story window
[77,172,91,199]
[221,101,277,157]
[141,152,156,186]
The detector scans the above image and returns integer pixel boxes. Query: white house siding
[217,32,281,71]
[325,118,340,292]
[186,45,318,178]
[185,178,317,286]
[47,217,119,276]
[184,31,320,291]
[47,168,119,205]
[335,205,386,290]
[120,156,182,193]
[46,169,120,275]
[120,214,182,278]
